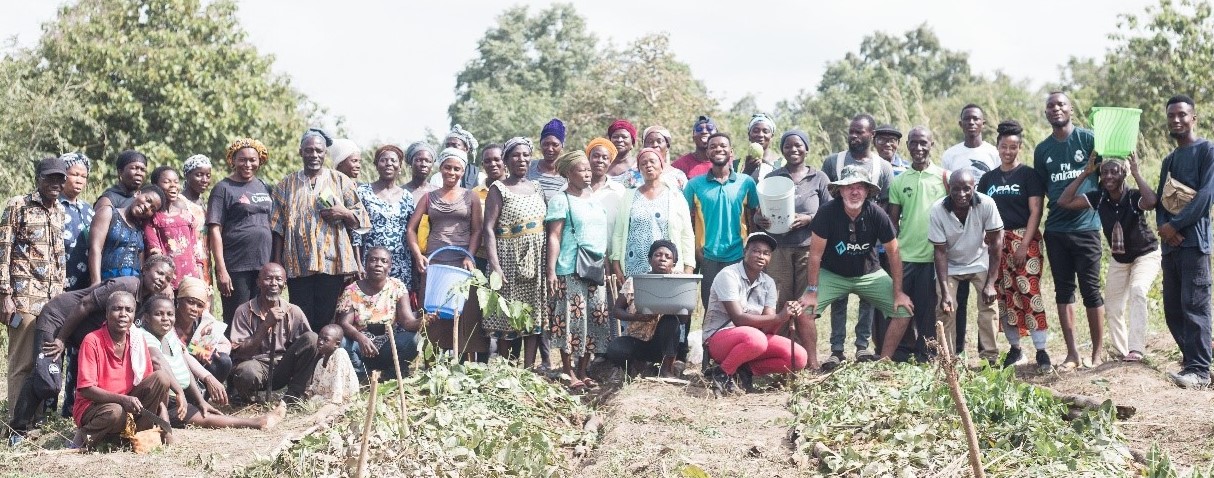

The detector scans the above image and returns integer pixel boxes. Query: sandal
[582,378,599,389]
[1123,351,1144,362]
[566,379,586,392]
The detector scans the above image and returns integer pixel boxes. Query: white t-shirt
[940,142,1000,182]
[927,192,1004,275]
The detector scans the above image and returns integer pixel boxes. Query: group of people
[2,90,1211,447]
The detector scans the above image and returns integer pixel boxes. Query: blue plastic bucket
[423,246,474,319]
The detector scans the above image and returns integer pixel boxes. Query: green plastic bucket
[1090,107,1142,158]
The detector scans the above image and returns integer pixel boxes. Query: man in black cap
[1,157,67,439]
[874,124,909,177]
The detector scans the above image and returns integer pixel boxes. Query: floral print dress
[354,184,416,290]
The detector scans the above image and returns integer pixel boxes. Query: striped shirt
[270,168,369,278]
[526,160,567,202]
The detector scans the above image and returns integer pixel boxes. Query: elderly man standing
[1156,95,1214,389]
[271,128,370,332]
[930,170,1004,365]
[1,157,67,426]
[229,262,319,403]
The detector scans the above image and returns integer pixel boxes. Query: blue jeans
[829,297,873,353]
[1162,248,1212,378]
[343,326,420,380]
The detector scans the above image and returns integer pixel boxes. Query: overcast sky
[4,0,1154,146]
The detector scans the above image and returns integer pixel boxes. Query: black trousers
[287,273,348,332]
[222,270,261,333]
[895,262,938,362]
[1162,248,1213,378]
[605,315,681,366]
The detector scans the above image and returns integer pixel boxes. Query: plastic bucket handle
[427,245,474,263]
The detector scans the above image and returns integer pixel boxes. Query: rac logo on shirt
[835,241,872,256]
[986,184,1020,196]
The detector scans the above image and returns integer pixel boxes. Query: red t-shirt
[73,328,153,425]
[672,153,713,179]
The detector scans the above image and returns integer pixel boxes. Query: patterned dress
[61,198,94,291]
[354,184,416,290]
[545,193,615,356]
[483,181,547,339]
[100,207,144,280]
[145,208,203,287]
[622,189,672,277]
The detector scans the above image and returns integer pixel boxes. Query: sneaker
[820,351,846,372]
[1035,350,1053,374]
[1002,347,1026,368]
[736,365,754,393]
[1169,371,1211,389]
[855,349,878,363]
[708,367,739,396]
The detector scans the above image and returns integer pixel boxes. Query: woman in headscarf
[440,124,482,189]
[95,150,148,209]
[144,166,206,287]
[607,240,686,378]
[642,125,688,190]
[60,152,95,291]
[180,155,212,281]
[207,138,274,325]
[742,113,781,181]
[610,147,695,278]
[483,137,549,367]
[545,151,615,390]
[606,120,642,188]
[329,138,363,180]
[528,118,568,200]
[355,144,417,290]
[585,138,628,276]
[406,147,487,355]
[88,185,168,284]
[755,130,831,305]
[404,141,437,267]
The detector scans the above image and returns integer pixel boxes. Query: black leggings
[221,270,261,333]
[605,315,681,366]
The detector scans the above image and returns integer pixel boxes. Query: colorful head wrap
[540,118,566,144]
[437,147,468,169]
[749,113,776,133]
[374,144,406,163]
[300,127,334,148]
[693,115,716,134]
[404,141,436,165]
[555,150,589,177]
[225,138,270,166]
[115,150,148,172]
[445,124,478,153]
[502,137,533,158]
[182,154,212,174]
[779,130,810,150]
[59,152,91,174]
[584,137,617,161]
[641,126,672,148]
[607,119,637,144]
[328,138,362,165]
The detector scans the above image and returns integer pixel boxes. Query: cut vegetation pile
[237,356,596,478]
[788,361,1199,477]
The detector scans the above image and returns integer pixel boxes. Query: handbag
[564,192,606,286]
[1162,174,1196,215]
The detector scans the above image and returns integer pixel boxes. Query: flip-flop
[1123,351,1144,362]
[566,379,586,392]
[583,378,599,388]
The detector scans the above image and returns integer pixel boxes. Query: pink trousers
[707,326,807,376]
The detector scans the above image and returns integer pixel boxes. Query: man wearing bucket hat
[1156,95,1214,389]
[799,164,914,365]
[1035,92,1105,370]
[821,114,895,369]
[887,127,950,362]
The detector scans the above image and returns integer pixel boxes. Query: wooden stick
[452,313,461,358]
[356,370,381,478]
[935,321,985,478]
[385,326,410,437]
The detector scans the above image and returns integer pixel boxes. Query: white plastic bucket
[423,246,473,319]
[632,274,702,315]
[757,176,796,234]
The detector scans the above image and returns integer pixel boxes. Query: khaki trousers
[6,312,36,419]
[937,272,998,359]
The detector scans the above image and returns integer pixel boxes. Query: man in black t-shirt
[799,165,915,363]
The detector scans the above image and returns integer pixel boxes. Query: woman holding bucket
[483,137,549,368]
[406,147,488,355]
[611,147,695,278]
[755,130,832,305]
[546,151,615,390]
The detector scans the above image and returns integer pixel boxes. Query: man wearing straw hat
[799,164,915,364]
[1156,95,1214,389]
[1035,92,1105,369]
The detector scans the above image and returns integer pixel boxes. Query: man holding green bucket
[1156,95,1214,390]
[1034,92,1106,369]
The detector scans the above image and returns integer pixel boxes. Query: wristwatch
[804,285,818,293]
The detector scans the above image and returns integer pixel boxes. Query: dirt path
[577,378,803,478]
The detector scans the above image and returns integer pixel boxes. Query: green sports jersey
[1033,127,1101,232]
